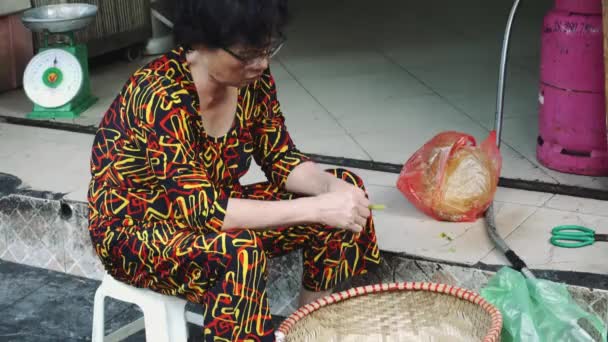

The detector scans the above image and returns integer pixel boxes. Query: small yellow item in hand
[368,204,386,211]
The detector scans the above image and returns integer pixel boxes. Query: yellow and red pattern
[87,47,380,341]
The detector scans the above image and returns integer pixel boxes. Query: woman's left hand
[286,162,369,201]
[327,178,375,221]
[327,178,367,200]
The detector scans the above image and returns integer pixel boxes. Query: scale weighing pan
[21,3,97,33]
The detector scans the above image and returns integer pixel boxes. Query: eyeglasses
[223,36,286,65]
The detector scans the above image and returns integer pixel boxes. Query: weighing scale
[21,4,98,119]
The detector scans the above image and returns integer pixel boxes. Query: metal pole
[486,0,536,279]
[495,0,522,147]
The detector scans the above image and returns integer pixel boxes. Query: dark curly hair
[174,0,289,50]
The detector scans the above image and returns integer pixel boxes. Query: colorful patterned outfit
[87,47,380,341]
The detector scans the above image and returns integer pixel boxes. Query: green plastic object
[551,225,597,248]
[481,267,607,342]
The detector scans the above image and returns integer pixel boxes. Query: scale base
[27,94,97,119]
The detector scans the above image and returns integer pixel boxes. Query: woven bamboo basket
[276,282,503,342]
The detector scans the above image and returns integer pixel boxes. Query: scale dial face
[23,48,84,108]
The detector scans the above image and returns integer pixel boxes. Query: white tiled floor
[294,71,433,123]
[494,187,553,207]
[545,195,608,218]
[3,0,604,189]
[0,124,93,201]
[482,208,608,274]
[3,122,608,276]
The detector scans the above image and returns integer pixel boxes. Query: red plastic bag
[397,131,502,222]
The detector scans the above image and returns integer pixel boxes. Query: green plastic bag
[481,267,607,342]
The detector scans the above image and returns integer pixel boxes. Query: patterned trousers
[89,168,380,341]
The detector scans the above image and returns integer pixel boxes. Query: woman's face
[188,36,284,88]
[188,44,272,88]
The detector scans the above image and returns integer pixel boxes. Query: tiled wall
[1,194,607,322]
[0,194,305,315]
[0,195,101,278]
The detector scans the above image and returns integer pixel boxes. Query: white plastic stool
[92,272,205,342]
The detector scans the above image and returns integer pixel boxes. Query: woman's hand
[327,177,365,195]
[314,189,371,233]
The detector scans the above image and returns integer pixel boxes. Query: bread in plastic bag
[397,131,502,222]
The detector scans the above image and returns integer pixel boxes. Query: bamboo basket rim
[276,282,503,342]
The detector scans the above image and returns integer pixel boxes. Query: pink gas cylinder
[537,0,607,176]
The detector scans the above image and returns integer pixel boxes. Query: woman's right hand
[313,190,371,233]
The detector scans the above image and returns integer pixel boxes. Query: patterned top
[88,47,310,234]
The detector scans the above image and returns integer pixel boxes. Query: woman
[87,0,380,340]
